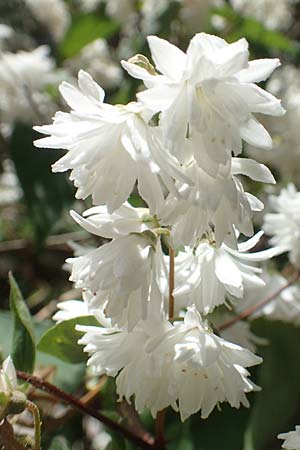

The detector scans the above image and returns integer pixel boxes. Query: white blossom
[34,70,188,214]
[263,184,300,265]
[279,426,300,450]
[0,46,56,124]
[78,305,261,421]
[25,0,70,41]
[122,33,284,168]
[230,0,298,31]
[67,205,166,328]
[0,159,22,206]
[247,65,300,182]
[160,157,275,247]
[53,299,90,322]
[173,231,279,314]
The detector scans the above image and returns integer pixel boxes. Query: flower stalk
[26,400,41,450]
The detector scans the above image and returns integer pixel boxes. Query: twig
[0,419,27,450]
[219,270,300,331]
[0,231,87,253]
[16,371,155,449]
[118,400,155,445]
[155,412,166,450]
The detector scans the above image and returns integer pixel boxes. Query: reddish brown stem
[155,410,166,449]
[219,270,300,331]
[16,371,155,449]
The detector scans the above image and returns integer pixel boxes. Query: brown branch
[219,270,300,331]
[155,411,166,450]
[16,371,155,449]
[0,231,87,253]
[0,419,27,450]
[118,400,155,445]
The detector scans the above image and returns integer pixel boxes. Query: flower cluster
[35,33,284,420]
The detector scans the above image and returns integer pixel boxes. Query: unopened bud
[127,54,156,75]
[0,390,27,420]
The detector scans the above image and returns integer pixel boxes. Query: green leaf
[9,123,74,244]
[9,272,35,373]
[244,319,300,450]
[0,310,85,393]
[60,13,120,59]
[37,316,99,364]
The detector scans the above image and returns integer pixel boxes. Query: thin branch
[0,231,87,253]
[16,371,155,449]
[155,411,166,450]
[0,419,27,450]
[219,270,300,331]
[118,400,155,445]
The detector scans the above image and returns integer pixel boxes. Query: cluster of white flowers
[35,32,285,420]
[0,46,56,125]
[230,0,299,30]
[263,184,300,266]
[25,0,70,41]
[247,65,300,182]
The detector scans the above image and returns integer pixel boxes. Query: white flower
[236,272,300,325]
[77,0,101,12]
[68,205,166,328]
[279,426,300,450]
[53,291,112,326]
[230,0,298,31]
[0,46,55,124]
[0,159,22,206]
[53,299,90,322]
[165,307,262,421]
[25,0,70,41]
[174,231,279,314]
[122,33,284,167]
[160,157,275,247]
[78,305,261,421]
[247,65,300,182]
[247,64,300,183]
[34,70,187,214]
[0,357,18,395]
[69,202,158,239]
[104,0,135,21]
[263,184,300,265]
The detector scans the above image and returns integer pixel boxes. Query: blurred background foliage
[1,0,300,449]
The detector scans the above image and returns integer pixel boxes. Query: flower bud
[0,390,27,420]
[127,54,156,75]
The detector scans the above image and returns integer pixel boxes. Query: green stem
[26,401,41,450]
